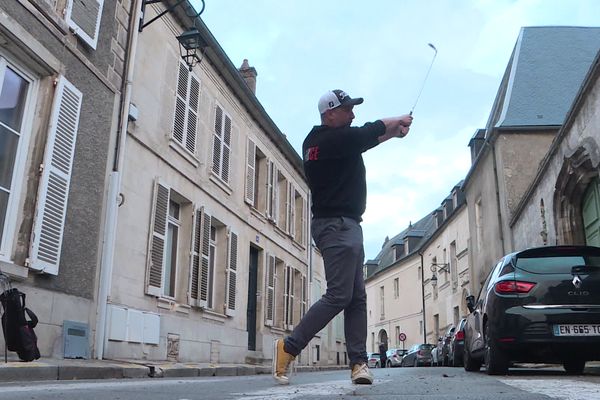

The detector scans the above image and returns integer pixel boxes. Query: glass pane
[0,190,7,244]
[0,67,29,131]
[0,125,19,189]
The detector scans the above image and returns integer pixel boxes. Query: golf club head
[428,43,438,55]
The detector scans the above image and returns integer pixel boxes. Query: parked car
[431,341,442,366]
[400,343,434,367]
[440,325,456,366]
[463,245,600,375]
[385,348,407,367]
[449,318,467,367]
[367,352,381,368]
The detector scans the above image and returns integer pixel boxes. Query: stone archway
[377,329,388,349]
[554,141,600,245]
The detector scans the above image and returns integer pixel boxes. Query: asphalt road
[0,366,599,399]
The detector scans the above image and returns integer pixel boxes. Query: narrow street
[0,366,598,400]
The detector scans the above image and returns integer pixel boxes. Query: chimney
[239,59,257,94]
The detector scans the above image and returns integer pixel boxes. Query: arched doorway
[582,178,600,246]
[377,329,388,349]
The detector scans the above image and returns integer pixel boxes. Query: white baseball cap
[318,89,364,114]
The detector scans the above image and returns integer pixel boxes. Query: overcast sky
[196,0,600,260]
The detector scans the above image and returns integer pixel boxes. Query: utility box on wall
[63,320,89,359]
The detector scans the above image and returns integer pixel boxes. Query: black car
[463,245,600,375]
[448,318,467,367]
[400,343,434,367]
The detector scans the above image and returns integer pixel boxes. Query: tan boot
[272,339,295,385]
[351,363,374,384]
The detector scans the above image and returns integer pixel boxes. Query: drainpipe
[94,0,142,359]
[483,137,506,255]
[419,251,427,344]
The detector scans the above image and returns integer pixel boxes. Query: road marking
[233,379,390,400]
[501,378,600,400]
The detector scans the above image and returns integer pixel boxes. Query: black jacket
[302,120,385,220]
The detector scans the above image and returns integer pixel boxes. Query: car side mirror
[466,295,475,312]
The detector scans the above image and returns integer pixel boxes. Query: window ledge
[169,139,200,167]
[209,174,232,195]
[0,260,28,280]
[200,308,227,323]
[250,207,267,221]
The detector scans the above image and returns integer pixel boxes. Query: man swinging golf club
[273,89,413,385]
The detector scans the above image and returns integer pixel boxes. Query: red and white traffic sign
[399,332,407,342]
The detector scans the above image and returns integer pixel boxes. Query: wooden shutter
[221,115,231,183]
[173,63,199,154]
[173,63,188,146]
[145,180,169,295]
[29,76,82,275]
[265,254,275,326]
[272,167,279,224]
[266,160,274,218]
[245,139,256,205]
[188,207,202,306]
[301,197,307,245]
[225,230,238,316]
[199,210,211,307]
[301,275,307,317]
[66,0,104,49]
[186,74,199,153]
[212,105,223,176]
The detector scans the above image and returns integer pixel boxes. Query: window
[0,61,33,258]
[450,241,458,289]
[172,62,199,154]
[475,199,483,251]
[164,199,181,298]
[453,306,460,327]
[393,278,399,299]
[379,286,385,319]
[434,314,440,338]
[266,161,277,221]
[211,105,232,184]
[395,326,400,346]
[146,183,195,300]
[443,248,448,283]
[284,265,295,329]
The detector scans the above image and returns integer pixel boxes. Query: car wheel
[463,341,482,372]
[563,359,585,375]
[443,355,449,366]
[484,326,509,375]
[386,360,392,368]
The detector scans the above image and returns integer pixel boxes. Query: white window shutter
[265,254,275,326]
[266,160,274,218]
[272,166,279,224]
[245,139,256,205]
[199,210,211,307]
[186,74,200,153]
[29,76,82,275]
[172,63,188,146]
[225,230,238,316]
[66,0,104,49]
[212,106,223,176]
[301,275,307,317]
[301,197,307,246]
[188,207,202,306]
[221,115,231,183]
[146,180,170,296]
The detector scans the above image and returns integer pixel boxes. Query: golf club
[410,43,437,115]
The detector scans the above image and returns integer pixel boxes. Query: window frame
[0,56,37,261]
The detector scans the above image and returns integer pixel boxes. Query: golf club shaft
[410,44,437,115]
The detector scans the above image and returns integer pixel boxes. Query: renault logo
[572,274,583,289]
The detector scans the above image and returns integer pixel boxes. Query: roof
[496,26,600,128]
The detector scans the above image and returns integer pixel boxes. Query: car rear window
[516,255,600,273]
[419,344,434,350]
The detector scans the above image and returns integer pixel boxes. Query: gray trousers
[285,217,368,367]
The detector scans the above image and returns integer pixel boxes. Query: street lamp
[177,27,207,71]
[430,263,450,287]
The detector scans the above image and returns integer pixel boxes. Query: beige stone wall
[512,69,600,249]
[421,206,470,343]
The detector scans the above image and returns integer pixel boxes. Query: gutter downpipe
[419,251,427,344]
[94,0,142,359]
[484,136,506,255]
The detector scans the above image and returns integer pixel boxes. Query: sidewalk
[1,357,599,383]
[0,356,345,383]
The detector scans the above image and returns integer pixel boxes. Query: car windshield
[420,344,434,350]
[516,255,600,274]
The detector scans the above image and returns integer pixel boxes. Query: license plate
[553,324,600,336]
